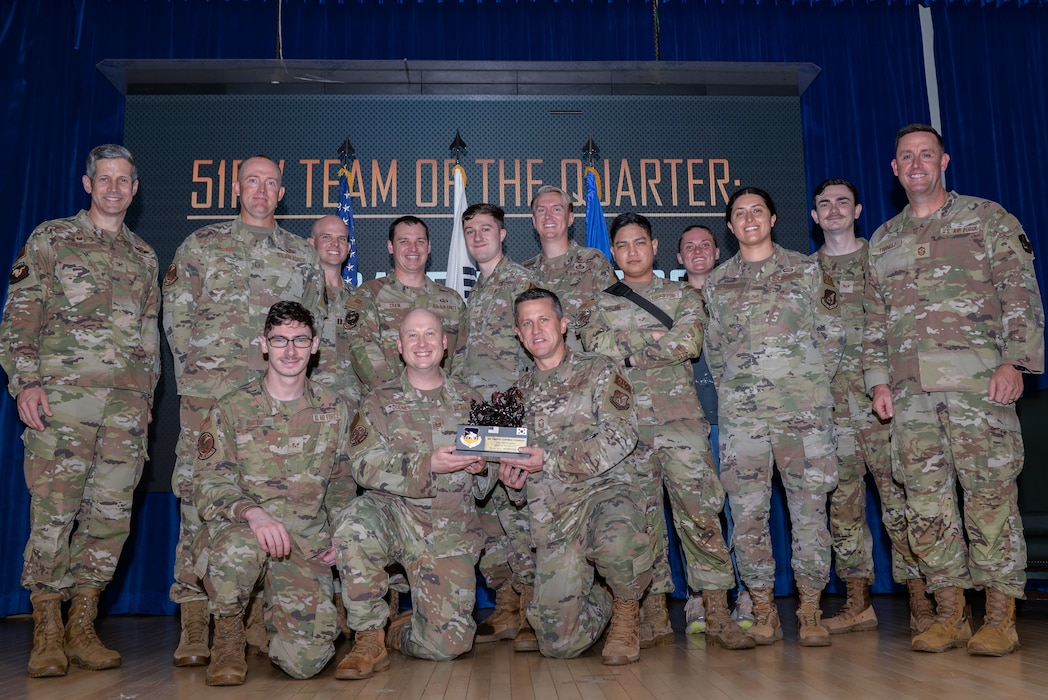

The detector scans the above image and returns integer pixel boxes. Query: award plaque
[454,388,529,458]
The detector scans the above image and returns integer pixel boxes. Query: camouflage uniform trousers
[529,490,653,658]
[891,390,1026,598]
[334,492,478,661]
[21,385,148,595]
[170,395,217,603]
[202,523,338,679]
[830,415,921,583]
[633,420,735,595]
[476,483,535,592]
[719,409,837,589]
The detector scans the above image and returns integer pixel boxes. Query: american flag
[338,166,358,286]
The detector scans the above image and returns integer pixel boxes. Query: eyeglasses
[266,335,313,348]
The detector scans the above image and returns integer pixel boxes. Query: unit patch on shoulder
[576,307,591,328]
[611,390,631,411]
[345,309,359,328]
[10,263,29,285]
[164,263,178,286]
[350,413,368,446]
[197,432,216,460]
[1018,233,1033,254]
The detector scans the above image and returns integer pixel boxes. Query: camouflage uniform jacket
[345,273,465,389]
[864,192,1045,395]
[703,244,844,414]
[193,377,355,559]
[349,371,484,557]
[523,241,616,333]
[818,241,877,422]
[1,210,160,399]
[456,256,536,395]
[579,275,706,425]
[312,281,362,405]
[163,216,324,400]
[510,349,638,545]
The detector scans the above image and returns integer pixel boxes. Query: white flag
[446,164,477,300]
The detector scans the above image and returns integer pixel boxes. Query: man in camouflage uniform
[453,203,539,650]
[307,214,362,406]
[502,287,652,665]
[164,154,325,665]
[703,187,844,647]
[345,215,464,391]
[194,301,354,685]
[580,213,753,651]
[864,124,1045,656]
[333,308,486,680]
[0,144,159,677]
[811,179,931,636]
[523,186,616,350]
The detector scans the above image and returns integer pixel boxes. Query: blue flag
[338,166,358,286]
[585,167,612,263]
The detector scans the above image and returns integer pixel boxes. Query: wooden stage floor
[3,593,1047,700]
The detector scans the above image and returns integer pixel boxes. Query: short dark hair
[812,179,860,208]
[895,123,944,152]
[86,144,137,182]
[462,203,505,228]
[514,287,563,324]
[726,187,777,225]
[388,215,429,242]
[609,212,653,243]
[265,301,316,337]
[678,225,717,253]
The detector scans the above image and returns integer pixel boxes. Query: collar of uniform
[231,215,286,243]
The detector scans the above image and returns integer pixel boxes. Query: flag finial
[338,137,356,166]
[582,136,600,168]
[450,130,468,164]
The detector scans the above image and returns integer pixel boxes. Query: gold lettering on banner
[416,159,438,207]
[640,158,662,207]
[615,158,637,207]
[499,159,522,208]
[372,159,396,207]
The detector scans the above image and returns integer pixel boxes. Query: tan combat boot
[205,614,248,686]
[601,597,641,665]
[747,586,783,645]
[335,628,390,680]
[64,587,121,670]
[702,590,756,650]
[173,599,210,667]
[28,593,67,677]
[476,585,521,643]
[967,588,1020,657]
[386,611,413,652]
[911,586,971,652]
[512,584,539,652]
[244,595,269,655]
[639,592,675,648]
[796,585,831,647]
[906,578,936,634]
[822,577,878,634]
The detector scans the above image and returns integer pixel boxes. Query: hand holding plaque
[455,387,529,458]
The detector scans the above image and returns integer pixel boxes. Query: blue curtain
[1,0,1045,616]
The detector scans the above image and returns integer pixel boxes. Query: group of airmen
[3,122,1043,685]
